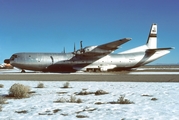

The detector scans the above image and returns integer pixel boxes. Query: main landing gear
[21,69,26,73]
[86,68,101,72]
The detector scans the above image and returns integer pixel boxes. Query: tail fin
[146,23,157,49]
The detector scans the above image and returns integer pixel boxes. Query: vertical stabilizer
[146,23,157,49]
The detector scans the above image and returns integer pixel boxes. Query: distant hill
[141,64,179,68]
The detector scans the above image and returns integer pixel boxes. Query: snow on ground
[0,81,179,120]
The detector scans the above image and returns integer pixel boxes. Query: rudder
[146,23,157,49]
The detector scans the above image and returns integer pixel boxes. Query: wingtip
[125,38,132,40]
[171,47,175,49]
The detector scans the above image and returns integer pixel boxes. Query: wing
[74,38,131,56]
[97,38,131,51]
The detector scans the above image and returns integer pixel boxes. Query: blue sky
[0,0,179,64]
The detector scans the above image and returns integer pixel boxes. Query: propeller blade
[63,47,65,53]
[80,41,83,53]
[74,43,76,52]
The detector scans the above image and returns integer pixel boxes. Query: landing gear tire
[95,69,101,72]
[21,69,26,73]
[87,69,93,72]
[87,68,100,72]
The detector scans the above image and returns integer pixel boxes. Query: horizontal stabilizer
[146,47,174,53]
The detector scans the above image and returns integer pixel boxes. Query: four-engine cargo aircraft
[4,24,173,72]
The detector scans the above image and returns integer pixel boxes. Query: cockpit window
[10,54,17,61]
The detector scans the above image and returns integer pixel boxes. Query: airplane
[4,23,173,73]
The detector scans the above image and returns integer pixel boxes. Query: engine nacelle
[75,45,112,55]
[75,46,97,54]
[83,46,97,52]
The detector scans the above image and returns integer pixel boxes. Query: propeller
[74,43,76,53]
[80,41,83,53]
[73,41,84,55]
[63,47,65,53]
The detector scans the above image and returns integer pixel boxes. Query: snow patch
[0,81,179,120]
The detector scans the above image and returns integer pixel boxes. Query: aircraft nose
[4,59,10,64]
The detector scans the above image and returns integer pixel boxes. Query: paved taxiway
[0,70,179,82]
